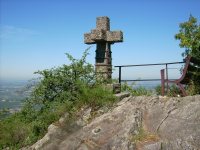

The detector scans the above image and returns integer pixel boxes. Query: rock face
[27,95,200,150]
[144,95,200,150]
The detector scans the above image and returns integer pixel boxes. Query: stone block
[106,31,123,42]
[84,33,95,44]
[106,83,121,94]
[96,16,110,31]
[91,29,106,41]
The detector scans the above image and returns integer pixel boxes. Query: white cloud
[0,25,40,42]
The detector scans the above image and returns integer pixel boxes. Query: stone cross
[84,16,123,80]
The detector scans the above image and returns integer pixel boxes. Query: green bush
[167,84,181,97]
[175,15,200,94]
[155,85,161,95]
[77,83,115,109]
[121,82,153,96]
[0,49,115,149]
[155,84,182,97]
[186,80,199,96]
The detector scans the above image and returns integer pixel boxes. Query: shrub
[155,85,161,95]
[0,49,115,149]
[175,15,200,94]
[77,83,115,109]
[155,84,182,97]
[121,82,153,96]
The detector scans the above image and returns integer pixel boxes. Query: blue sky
[0,0,200,81]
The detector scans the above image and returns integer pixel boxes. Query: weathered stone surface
[57,96,140,150]
[76,107,92,126]
[58,112,69,125]
[84,33,95,44]
[27,124,64,150]
[85,30,123,43]
[96,16,110,31]
[91,29,106,41]
[115,91,130,100]
[85,17,123,44]
[27,95,200,150]
[143,95,200,150]
[106,31,123,42]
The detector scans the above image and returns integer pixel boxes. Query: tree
[175,15,200,94]
[175,15,200,58]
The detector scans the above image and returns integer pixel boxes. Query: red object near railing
[160,56,191,96]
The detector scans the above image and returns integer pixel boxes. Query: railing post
[161,69,165,96]
[165,64,169,94]
[119,66,121,84]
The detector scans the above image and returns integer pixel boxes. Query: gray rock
[58,112,69,125]
[142,95,200,150]
[27,95,200,150]
[143,142,162,150]
[115,91,130,101]
[76,107,92,126]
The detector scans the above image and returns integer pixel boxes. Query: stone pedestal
[106,83,121,94]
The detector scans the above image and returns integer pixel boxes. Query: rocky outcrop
[143,95,200,150]
[27,94,200,150]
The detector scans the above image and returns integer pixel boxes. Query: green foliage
[132,87,153,96]
[175,15,200,58]
[121,82,152,96]
[0,108,10,120]
[186,80,199,96]
[0,117,27,149]
[121,82,135,92]
[167,84,181,97]
[0,48,115,149]
[175,15,200,94]
[155,84,182,97]
[32,47,95,104]
[131,127,158,143]
[77,83,115,110]
[155,85,161,95]
[131,127,146,142]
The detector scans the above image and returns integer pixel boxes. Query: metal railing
[115,61,184,90]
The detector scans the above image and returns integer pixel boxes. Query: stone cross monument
[84,16,123,80]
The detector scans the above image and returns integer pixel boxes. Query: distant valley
[0,80,33,112]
